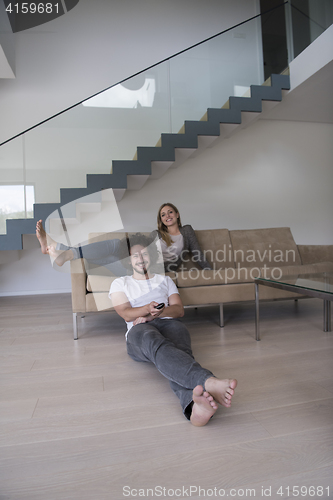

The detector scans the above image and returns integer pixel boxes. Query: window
[0,184,35,234]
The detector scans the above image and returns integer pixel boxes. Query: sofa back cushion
[85,232,144,291]
[229,227,301,268]
[88,232,128,244]
[85,232,175,294]
[179,229,235,270]
[298,245,333,265]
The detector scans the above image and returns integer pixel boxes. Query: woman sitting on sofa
[36,202,212,275]
[152,202,211,272]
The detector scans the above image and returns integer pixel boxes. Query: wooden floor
[0,294,332,500]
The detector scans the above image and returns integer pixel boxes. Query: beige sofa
[70,227,333,339]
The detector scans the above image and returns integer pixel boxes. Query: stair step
[34,203,61,221]
[45,188,123,247]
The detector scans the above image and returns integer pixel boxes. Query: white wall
[0,0,260,144]
[0,235,72,296]
[118,119,333,245]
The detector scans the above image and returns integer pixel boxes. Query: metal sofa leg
[324,300,331,332]
[73,313,78,340]
[219,303,224,328]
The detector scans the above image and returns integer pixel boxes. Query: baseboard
[0,289,72,297]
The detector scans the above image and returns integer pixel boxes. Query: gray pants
[126,318,215,420]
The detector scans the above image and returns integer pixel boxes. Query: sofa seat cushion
[87,274,117,292]
[229,227,302,267]
[87,271,177,292]
[86,292,113,312]
[178,282,301,305]
[260,261,333,278]
[176,262,333,288]
[176,267,257,287]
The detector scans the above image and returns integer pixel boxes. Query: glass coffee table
[254,272,333,341]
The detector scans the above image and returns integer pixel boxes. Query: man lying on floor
[109,233,237,427]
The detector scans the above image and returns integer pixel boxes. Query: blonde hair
[157,203,182,247]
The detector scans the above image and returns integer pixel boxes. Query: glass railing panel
[0,136,33,234]
[24,61,171,205]
[260,3,288,81]
[308,0,333,37]
[168,15,265,133]
[290,0,332,58]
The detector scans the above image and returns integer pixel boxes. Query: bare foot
[190,385,218,427]
[36,220,49,254]
[47,245,73,267]
[204,378,238,408]
[36,220,73,266]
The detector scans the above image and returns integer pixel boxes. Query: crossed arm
[111,292,184,324]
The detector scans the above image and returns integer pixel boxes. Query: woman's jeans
[57,238,128,276]
[126,318,215,419]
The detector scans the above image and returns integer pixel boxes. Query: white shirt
[159,234,184,262]
[109,274,179,335]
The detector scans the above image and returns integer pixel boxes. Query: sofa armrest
[70,259,87,313]
[298,245,333,265]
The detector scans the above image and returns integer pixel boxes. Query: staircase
[0,73,290,251]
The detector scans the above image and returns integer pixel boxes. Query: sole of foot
[205,378,238,408]
[190,385,218,427]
